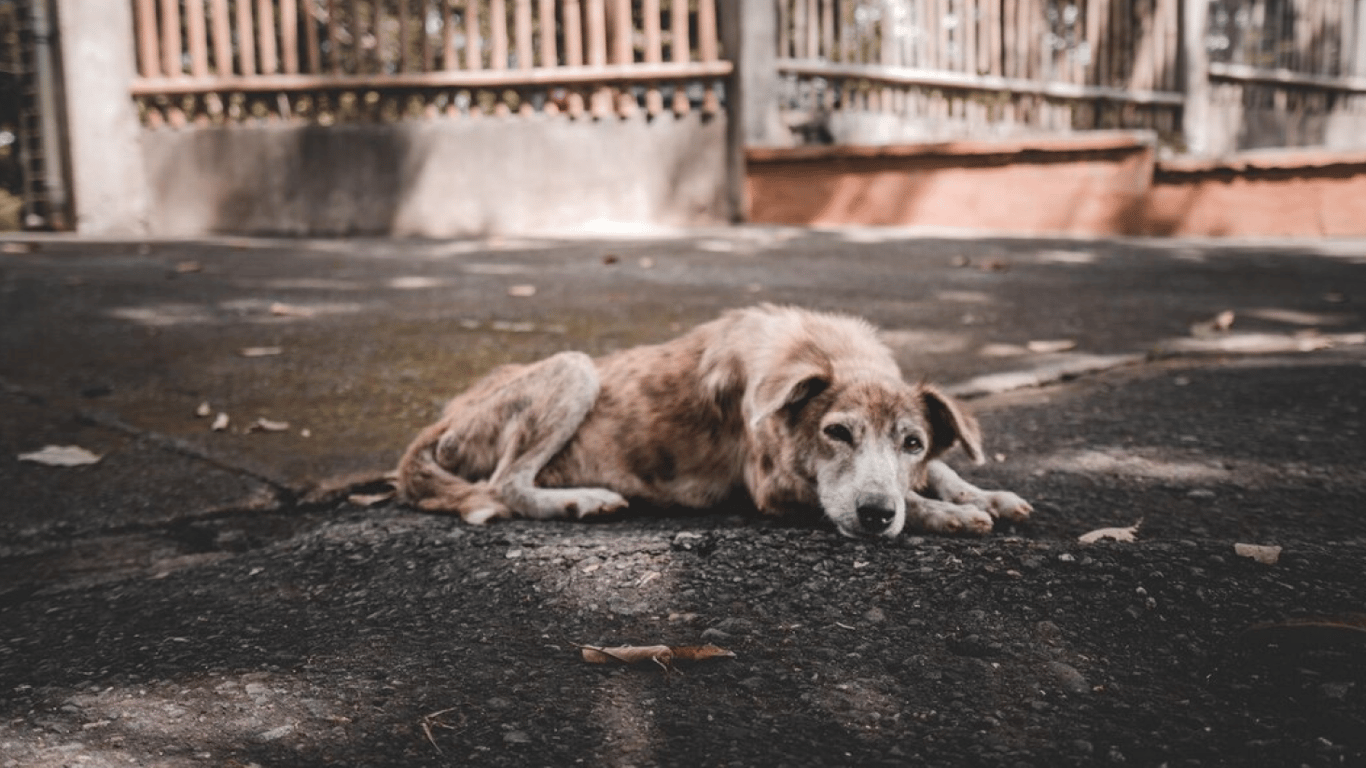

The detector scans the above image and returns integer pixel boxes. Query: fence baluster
[135,0,160,77]
[586,0,610,116]
[281,0,299,74]
[444,0,458,70]
[699,0,718,113]
[466,0,483,70]
[821,0,834,60]
[186,0,209,77]
[539,0,557,67]
[806,0,819,60]
[492,0,509,70]
[516,0,533,69]
[301,0,321,73]
[422,0,436,73]
[671,0,690,114]
[644,0,663,114]
[257,0,278,74]
[237,0,257,76]
[398,0,410,72]
[564,0,585,116]
[159,0,182,76]
[337,0,349,74]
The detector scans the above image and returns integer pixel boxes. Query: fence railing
[126,0,1366,153]
[130,0,730,126]
[1201,0,1366,152]
[774,0,1186,143]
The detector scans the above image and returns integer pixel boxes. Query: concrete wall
[142,113,733,237]
[746,133,1366,238]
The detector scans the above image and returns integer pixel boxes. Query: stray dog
[398,305,1031,537]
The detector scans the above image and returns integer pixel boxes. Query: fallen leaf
[1190,310,1235,338]
[578,643,735,672]
[348,491,396,507]
[1078,519,1142,544]
[507,284,537,298]
[173,260,203,273]
[669,645,737,662]
[239,346,284,357]
[248,417,291,433]
[211,412,230,431]
[269,302,315,318]
[1027,339,1078,354]
[1234,542,1282,565]
[18,445,102,466]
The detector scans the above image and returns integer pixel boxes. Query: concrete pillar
[53,0,150,234]
[737,0,788,148]
[719,1,747,221]
[1181,0,1211,157]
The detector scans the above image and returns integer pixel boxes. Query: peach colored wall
[1142,153,1366,237]
[746,135,1366,238]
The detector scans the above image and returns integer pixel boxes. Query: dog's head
[745,362,982,539]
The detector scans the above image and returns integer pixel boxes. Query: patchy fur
[398,305,1031,537]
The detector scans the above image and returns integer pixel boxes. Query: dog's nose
[856,500,897,533]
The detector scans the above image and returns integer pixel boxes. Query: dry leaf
[1234,543,1282,565]
[1190,310,1235,338]
[1078,519,1142,544]
[248,417,291,433]
[269,302,315,318]
[578,643,735,671]
[1027,339,1078,354]
[507,284,537,298]
[239,346,284,358]
[18,445,102,467]
[211,412,230,432]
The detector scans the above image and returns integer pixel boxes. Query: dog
[398,305,1031,537]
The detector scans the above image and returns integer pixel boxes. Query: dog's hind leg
[923,460,1032,523]
[481,352,628,520]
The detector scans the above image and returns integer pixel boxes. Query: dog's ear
[746,365,831,428]
[920,385,984,464]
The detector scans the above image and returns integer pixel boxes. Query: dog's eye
[902,435,925,454]
[823,424,854,444]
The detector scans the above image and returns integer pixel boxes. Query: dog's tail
[397,422,509,525]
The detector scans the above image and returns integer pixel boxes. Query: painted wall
[141,114,734,237]
[746,133,1366,238]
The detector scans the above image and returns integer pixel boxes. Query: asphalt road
[1,229,1364,767]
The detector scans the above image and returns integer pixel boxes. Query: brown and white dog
[398,305,1031,537]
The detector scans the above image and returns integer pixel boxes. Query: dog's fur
[398,305,1031,537]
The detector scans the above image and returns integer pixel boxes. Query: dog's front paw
[565,489,629,519]
[914,501,994,536]
[982,491,1033,522]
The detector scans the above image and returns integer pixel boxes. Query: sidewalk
[2,229,1364,766]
